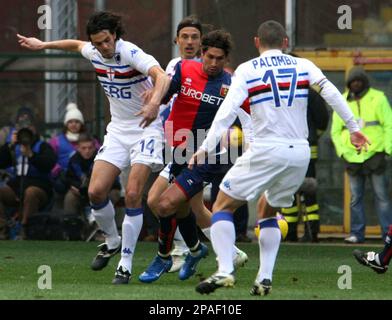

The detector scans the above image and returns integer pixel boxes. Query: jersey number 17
[263,68,297,107]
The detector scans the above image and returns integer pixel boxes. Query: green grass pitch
[0,241,391,300]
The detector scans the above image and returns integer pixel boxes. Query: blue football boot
[179,243,208,280]
[139,255,173,283]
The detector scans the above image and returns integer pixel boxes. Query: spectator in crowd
[0,107,37,185]
[0,105,27,238]
[61,133,121,239]
[0,107,35,146]
[0,118,13,147]
[49,102,99,193]
[0,112,56,239]
[331,66,392,244]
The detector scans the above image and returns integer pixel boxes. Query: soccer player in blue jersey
[149,15,205,273]
[146,17,249,278]
[189,20,369,295]
[18,12,170,281]
[138,30,251,284]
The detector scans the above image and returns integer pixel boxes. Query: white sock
[211,212,236,274]
[118,208,143,273]
[256,218,281,282]
[204,226,238,260]
[92,199,120,249]
[172,227,189,255]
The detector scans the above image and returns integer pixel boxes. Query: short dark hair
[201,30,233,57]
[78,133,94,144]
[176,15,203,36]
[15,106,34,124]
[86,11,125,41]
[257,20,287,48]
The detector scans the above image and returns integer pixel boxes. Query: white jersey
[166,57,182,77]
[81,38,162,134]
[201,49,359,153]
[158,57,181,117]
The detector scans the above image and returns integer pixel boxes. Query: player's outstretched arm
[137,66,171,128]
[313,76,371,154]
[17,34,86,53]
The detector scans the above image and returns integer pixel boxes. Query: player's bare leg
[167,191,214,273]
[148,175,220,272]
[161,185,209,281]
[147,174,187,272]
[147,175,168,216]
[140,183,208,282]
[148,176,247,273]
[139,184,187,283]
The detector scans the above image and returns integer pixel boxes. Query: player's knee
[147,193,159,216]
[125,189,142,207]
[23,188,39,203]
[23,188,35,199]
[157,196,176,217]
[88,185,107,204]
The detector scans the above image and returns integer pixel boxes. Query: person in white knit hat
[64,103,84,125]
[49,102,98,182]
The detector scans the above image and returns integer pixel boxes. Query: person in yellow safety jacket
[282,87,329,242]
[331,66,392,244]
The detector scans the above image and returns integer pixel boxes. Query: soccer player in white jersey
[17,12,170,282]
[189,20,370,295]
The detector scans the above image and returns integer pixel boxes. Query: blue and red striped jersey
[163,60,233,147]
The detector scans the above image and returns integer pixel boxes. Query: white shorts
[159,162,172,181]
[219,141,310,207]
[95,126,164,172]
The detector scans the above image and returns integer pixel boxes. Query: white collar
[260,49,283,56]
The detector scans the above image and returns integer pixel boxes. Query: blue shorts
[171,162,221,200]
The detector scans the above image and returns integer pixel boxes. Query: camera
[15,117,34,146]
[16,127,34,146]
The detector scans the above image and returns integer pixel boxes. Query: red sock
[379,225,392,266]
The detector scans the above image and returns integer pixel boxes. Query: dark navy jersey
[163,60,233,148]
